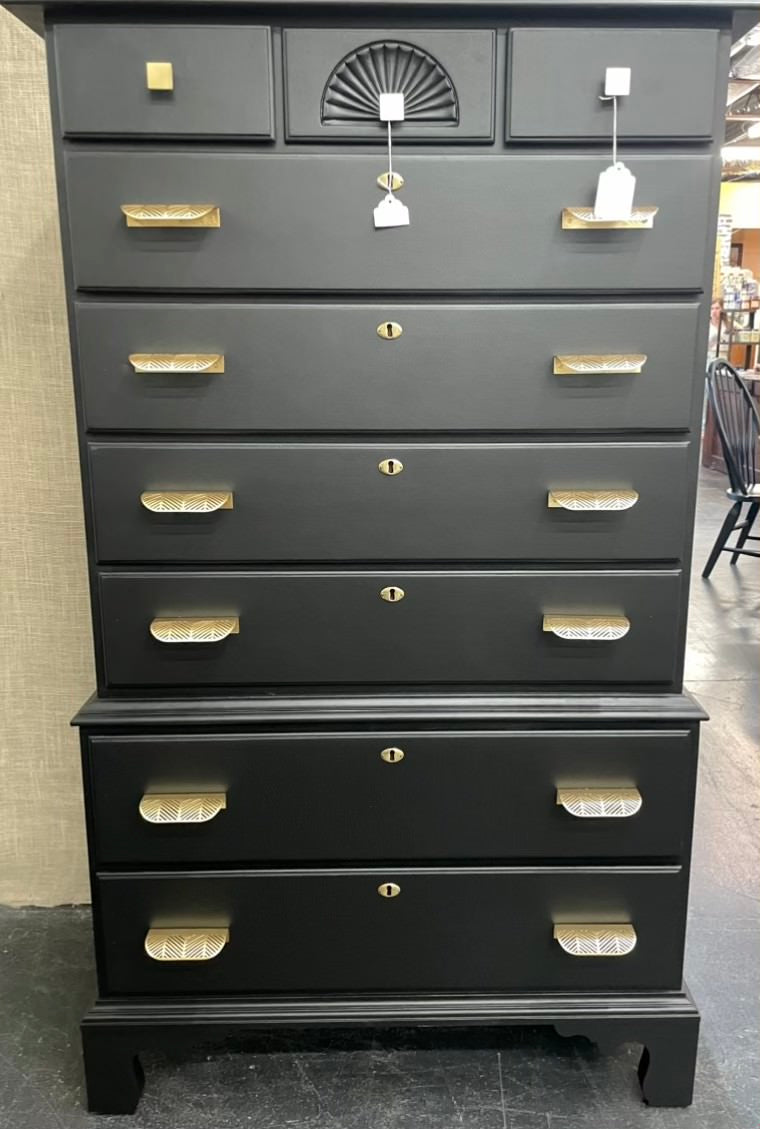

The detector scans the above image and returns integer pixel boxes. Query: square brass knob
[146,61,174,91]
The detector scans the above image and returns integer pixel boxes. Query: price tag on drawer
[593,161,636,222]
[374,193,410,229]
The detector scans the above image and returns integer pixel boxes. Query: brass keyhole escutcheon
[378,458,403,476]
[378,882,401,898]
[380,586,405,603]
[377,172,405,192]
[377,321,403,340]
[380,747,405,764]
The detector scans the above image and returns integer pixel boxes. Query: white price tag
[593,161,636,221]
[379,92,405,122]
[374,193,410,229]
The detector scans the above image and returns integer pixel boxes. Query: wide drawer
[89,441,691,564]
[508,28,720,140]
[87,729,697,864]
[64,153,713,292]
[97,570,683,688]
[74,302,703,433]
[53,24,274,138]
[95,867,688,994]
[283,28,494,141]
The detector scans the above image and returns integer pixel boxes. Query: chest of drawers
[4,0,739,1113]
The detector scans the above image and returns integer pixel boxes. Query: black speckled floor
[1,467,757,1128]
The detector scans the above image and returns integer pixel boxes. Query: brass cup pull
[378,458,404,476]
[139,793,227,824]
[553,354,647,376]
[380,747,405,764]
[140,491,234,513]
[150,617,239,643]
[121,204,221,228]
[380,586,405,603]
[561,206,658,230]
[553,924,637,957]
[145,928,229,962]
[556,787,642,818]
[542,615,630,641]
[378,882,401,898]
[377,322,403,340]
[129,354,225,374]
[146,61,174,91]
[377,172,404,192]
[547,490,639,511]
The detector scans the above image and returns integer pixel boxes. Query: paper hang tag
[593,161,636,221]
[374,193,410,229]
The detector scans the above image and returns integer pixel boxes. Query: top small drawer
[284,28,495,141]
[53,24,274,138]
[508,28,720,140]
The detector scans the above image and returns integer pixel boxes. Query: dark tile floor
[1,467,757,1129]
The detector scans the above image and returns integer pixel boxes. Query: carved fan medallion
[321,40,459,124]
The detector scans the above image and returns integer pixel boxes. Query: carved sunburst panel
[322,40,459,124]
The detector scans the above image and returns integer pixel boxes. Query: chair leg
[702,500,742,579]
[730,501,759,564]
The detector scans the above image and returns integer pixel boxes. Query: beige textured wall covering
[0,10,93,905]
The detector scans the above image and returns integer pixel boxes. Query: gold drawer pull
[150,616,239,643]
[140,491,234,513]
[380,746,405,763]
[553,354,647,376]
[543,615,630,641]
[139,792,227,824]
[377,172,404,192]
[377,321,403,340]
[547,490,639,511]
[129,354,225,374]
[553,924,637,957]
[561,206,658,230]
[121,204,221,228]
[146,61,174,91]
[145,927,229,962]
[380,586,405,603]
[556,787,642,818]
[378,882,401,898]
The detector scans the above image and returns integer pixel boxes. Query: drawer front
[64,153,713,292]
[95,868,687,994]
[53,24,274,138]
[88,729,696,865]
[97,570,682,688]
[75,302,702,433]
[283,29,495,141]
[508,29,720,140]
[89,441,691,564]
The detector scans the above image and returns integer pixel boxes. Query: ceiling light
[722,145,760,160]
[748,122,760,138]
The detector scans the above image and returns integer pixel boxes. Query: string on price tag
[594,69,636,222]
[374,94,410,230]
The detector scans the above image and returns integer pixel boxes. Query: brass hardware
[140,491,234,513]
[129,354,225,374]
[380,747,405,763]
[556,787,642,818]
[380,586,405,603]
[139,793,227,823]
[378,882,401,898]
[542,615,630,641]
[150,617,239,643]
[378,458,403,476]
[377,322,403,340]
[144,927,229,962]
[547,490,639,511]
[553,923,637,957]
[553,354,647,376]
[377,172,404,191]
[121,204,221,228]
[146,61,174,91]
[561,206,658,230]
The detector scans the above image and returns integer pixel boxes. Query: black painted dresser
[4,0,742,1112]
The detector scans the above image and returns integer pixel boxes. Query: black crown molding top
[3,0,753,37]
[72,691,708,728]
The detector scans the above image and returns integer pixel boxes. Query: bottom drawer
[96,867,688,995]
